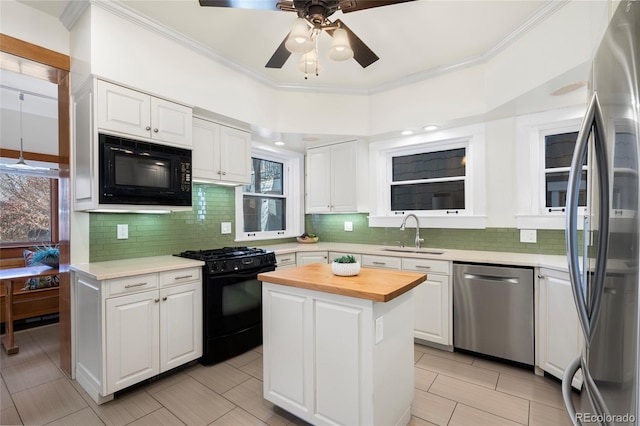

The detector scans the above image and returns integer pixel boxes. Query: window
[0,173,57,244]
[391,148,466,211]
[368,124,486,229]
[514,106,586,229]
[235,146,303,241]
[543,131,586,211]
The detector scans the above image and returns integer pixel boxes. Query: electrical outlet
[221,222,232,234]
[520,229,537,243]
[117,224,128,240]
[344,221,353,231]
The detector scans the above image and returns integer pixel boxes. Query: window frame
[0,153,60,260]
[368,123,486,229]
[234,144,303,241]
[515,106,588,230]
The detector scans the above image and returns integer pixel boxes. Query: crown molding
[60,0,90,30]
[88,0,568,96]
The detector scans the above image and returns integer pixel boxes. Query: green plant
[31,243,60,265]
[333,255,357,264]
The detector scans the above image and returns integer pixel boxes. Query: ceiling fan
[198,0,414,71]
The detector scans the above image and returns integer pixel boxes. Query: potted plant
[31,243,60,268]
[331,255,360,276]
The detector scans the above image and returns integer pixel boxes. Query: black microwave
[99,133,192,207]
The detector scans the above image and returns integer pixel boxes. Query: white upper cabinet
[192,117,251,185]
[97,80,192,148]
[305,140,368,213]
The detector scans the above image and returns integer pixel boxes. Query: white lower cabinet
[275,253,297,270]
[74,267,202,404]
[538,267,583,387]
[262,281,414,426]
[402,258,452,346]
[296,251,328,265]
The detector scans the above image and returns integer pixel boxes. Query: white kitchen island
[258,263,426,426]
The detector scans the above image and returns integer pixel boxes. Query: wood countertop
[258,263,426,302]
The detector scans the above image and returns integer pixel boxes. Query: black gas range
[175,247,276,365]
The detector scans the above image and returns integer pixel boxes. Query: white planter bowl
[331,261,361,276]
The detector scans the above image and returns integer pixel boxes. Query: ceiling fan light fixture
[285,18,314,54]
[298,49,321,77]
[327,28,353,61]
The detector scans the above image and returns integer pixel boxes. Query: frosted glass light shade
[297,50,321,74]
[285,18,313,54]
[327,28,353,61]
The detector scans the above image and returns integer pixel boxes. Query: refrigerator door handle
[565,91,610,345]
[562,356,583,426]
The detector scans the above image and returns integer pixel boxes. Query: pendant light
[1,91,59,177]
[285,18,313,54]
[327,28,354,61]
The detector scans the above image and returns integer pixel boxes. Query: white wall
[0,0,69,55]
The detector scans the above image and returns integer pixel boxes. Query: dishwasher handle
[463,273,519,284]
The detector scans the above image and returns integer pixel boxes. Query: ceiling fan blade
[265,34,292,68]
[340,0,415,13]
[330,19,378,68]
[198,0,279,11]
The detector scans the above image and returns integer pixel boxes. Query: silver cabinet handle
[174,275,193,280]
[222,171,227,175]
[537,274,544,279]
[153,128,159,133]
[154,298,159,303]
[565,92,610,345]
[125,282,147,288]
[162,296,167,301]
[372,261,386,265]
[415,265,431,270]
[280,258,292,262]
[145,126,151,131]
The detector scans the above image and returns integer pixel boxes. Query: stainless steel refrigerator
[563,1,639,425]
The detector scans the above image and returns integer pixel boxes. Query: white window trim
[515,106,588,230]
[235,143,304,242]
[368,123,486,229]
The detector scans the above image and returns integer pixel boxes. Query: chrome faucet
[400,213,424,249]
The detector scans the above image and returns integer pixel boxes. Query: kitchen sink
[380,247,445,255]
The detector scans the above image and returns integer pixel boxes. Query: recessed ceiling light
[274,141,285,146]
[401,130,413,136]
[423,125,439,131]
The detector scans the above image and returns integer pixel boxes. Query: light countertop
[70,255,204,280]
[259,242,569,272]
[259,263,427,302]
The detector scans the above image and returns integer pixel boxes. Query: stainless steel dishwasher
[453,263,534,365]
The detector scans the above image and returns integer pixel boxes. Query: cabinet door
[413,274,451,345]
[306,146,331,213]
[150,97,192,147]
[105,291,159,394]
[330,142,358,212]
[160,282,202,371]
[192,118,221,181]
[296,251,328,265]
[219,125,251,184]
[539,268,583,386]
[97,80,151,139]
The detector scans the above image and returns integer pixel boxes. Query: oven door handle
[212,267,275,280]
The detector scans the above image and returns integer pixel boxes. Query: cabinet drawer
[160,267,201,286]
[362,255,401,270]
[275,253,296,268]
[106,274,159,297]
[402,258,450,275]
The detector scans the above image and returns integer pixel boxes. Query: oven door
[204,265,275,338]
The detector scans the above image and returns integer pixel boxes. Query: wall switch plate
[520,229,537,243]
[344,221,353,232]
[221,222,232,234]
[117,224,128,240]
[375,316,384,343]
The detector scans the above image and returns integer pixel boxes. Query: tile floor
[1,323,579,425]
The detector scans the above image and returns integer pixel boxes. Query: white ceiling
[13,0,583,152]
[19,0,558,93]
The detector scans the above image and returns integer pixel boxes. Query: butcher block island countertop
[257,263,426,302]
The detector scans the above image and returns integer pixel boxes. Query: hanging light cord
[16,92,27,165]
